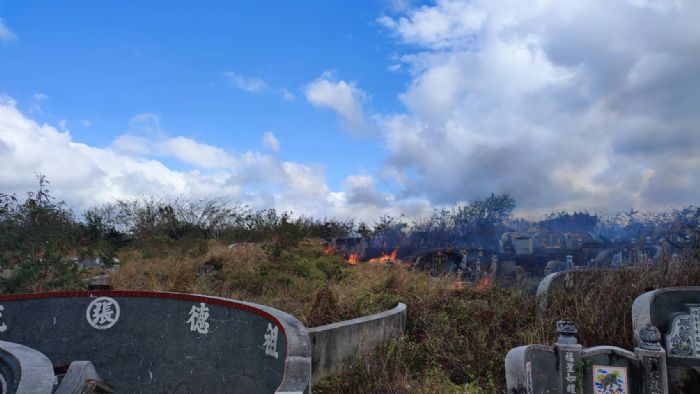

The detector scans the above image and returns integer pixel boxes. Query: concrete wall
[308,303,407,383]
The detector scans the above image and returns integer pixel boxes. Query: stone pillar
[490,254,499,279]
[474,258,482,282]
[554,320,582,394]
[635,324,669,394]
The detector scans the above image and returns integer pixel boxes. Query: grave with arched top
[0,291,311,393]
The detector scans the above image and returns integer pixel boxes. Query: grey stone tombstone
[0,340,55,393]
[0,291,311,393]
[633,287,700,392]
[555,320,582,394]
[505,320,580,393]
[490,254,499,277]
[636,324,668,394]
[505,342,557,393]
[506,320,668,394]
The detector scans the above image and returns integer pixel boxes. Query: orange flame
[324,245,335,255]
[368,249,398,264]
[347,253,360,265]
[450,279,463,290]
[473,276,491,292]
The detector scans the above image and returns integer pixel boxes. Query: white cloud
[222,72,269,93]
[0,19,16,44]
[342,174,392,207]
[327,173,432,223]
[28,93,48,114]
[378,0,700,214]
[304,72,370,134]
[281,88,296,101]
[81,119,92,127]
[262,131,280,152]
[385,0,414,13]
[626,0,682,12]
[387,64,402,72]
[112,113,237,169]
[111,134,152,156]
[158,136,237,169]
[0,98,429,221]
[128,112,164,135]
[378,0,487,49]
[223,73,297,102]
[0,102,223,210]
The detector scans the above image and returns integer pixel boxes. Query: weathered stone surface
[308,303,406,383]
[506,319,669,394]
[55,360,113,394]
[632,287,700,392]
[554,321,582,394]
[581,346,643,394]
[0,291,311,393]
[556,320,578,345]
[0,339,55,393]
[632,287,700,352]
[537,268,630,310]
[505,344,557,393]
[639,324,662,351]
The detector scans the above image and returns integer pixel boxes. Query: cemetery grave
[0,291,312,393]
[508,286,700,393]
[633,286,700,391]
[506,319,667,393]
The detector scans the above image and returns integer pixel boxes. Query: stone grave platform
[633,286,700,392]
[506,320,668,394]
[0,291,311,393]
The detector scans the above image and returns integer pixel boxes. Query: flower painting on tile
[593,365,628,394]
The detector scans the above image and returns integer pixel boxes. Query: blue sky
[0,1,409,189]
[1,0,699,221]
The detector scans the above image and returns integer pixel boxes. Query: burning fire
[450,279,463,290]
[367,249,398,264]
[473,276,491,292]
[324,245,336,255]
[347,253,360,265]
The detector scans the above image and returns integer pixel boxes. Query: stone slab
[0,291,311,393]
[0,339,55,393]
[308,303,406,383]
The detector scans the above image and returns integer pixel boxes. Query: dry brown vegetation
[3,184,700,392]
[99,237,700,393]
[313,253,700,393]
[110,239,404,326]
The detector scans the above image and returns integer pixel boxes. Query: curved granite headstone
[0,340,55,393]
[0,291,311,393]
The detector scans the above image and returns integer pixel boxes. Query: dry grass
[539,256,700,349]
[109,239,399,326]
[316,253,700,393]
[100,238,700,393]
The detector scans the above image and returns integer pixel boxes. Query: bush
[0,176,84,293]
